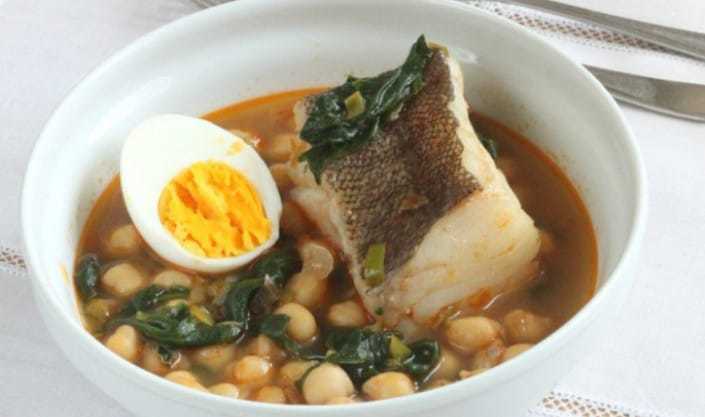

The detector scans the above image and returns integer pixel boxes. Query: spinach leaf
[115,285,190,319]
[259,317,441,385]
[76,254,101,300]
[479,133,499,159]
[224,247,301,331]
[324,328,394,385]
[258,314,323,360]
[324,328,440,385]
[299,35,435,181]
[402,339,440,381]
[157,344,179,366]
[112,303,243,347]
[224,277,265,329]
[248,247,301,287]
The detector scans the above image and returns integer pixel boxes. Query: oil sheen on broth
[76,88,597,404]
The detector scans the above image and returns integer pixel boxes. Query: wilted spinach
[258,314,323,360]
[223,247,301,331]
[157,344,179,366]
[76,254,101,300]
[478,133,499,159]
[111,303,243,347]
[299,35,435,181]
[114,285,190,319]
[324,328,395,385]
[325,329,439,384]
[261,322,441,386]
[403,339,441,381]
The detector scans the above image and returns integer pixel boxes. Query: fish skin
[300,50,480,273]
[289,48,540,332]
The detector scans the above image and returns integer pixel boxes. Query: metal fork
[191,0,705,121]
[495,0,705,121]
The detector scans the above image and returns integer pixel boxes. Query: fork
[190,0,705,120]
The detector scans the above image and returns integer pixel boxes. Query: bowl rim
[21,0,647,413]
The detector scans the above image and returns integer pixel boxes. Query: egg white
[120,114,281,273]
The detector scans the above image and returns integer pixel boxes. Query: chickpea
[208,383,239,399]
[254,386,287,404]
[285,240,334,308]
[503,309,552,344]
[141,343,170,375]
[165,370,207,392]
[274,303,317,343]
[300,240,335,277]
[502,344,533,362]
[172,353,191,371]
[189,285,207,304]
[192,344,236,372]
[258,133,295,163]
[446,316,502,355]
[327,300,368,327]
[245,335,286,364]
[302,363,355,404]
[280,202,310,237]
[471,339,506,369]
[431,348,463,381]
[84,298,118,327]
[326,396,357,405]
[459,368,489,379]
[539,229,557,255]
[105,325,141,363]
[278,360,317,386]
[362,372,415,400]
[153,269,192,288]
[101,262,146,298]
[230,355,273,387]
[104,224,141,258]
[269,163,293,192]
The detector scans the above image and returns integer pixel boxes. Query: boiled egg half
[120,114,281,273]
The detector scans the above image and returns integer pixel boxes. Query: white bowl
[21,1,647,416]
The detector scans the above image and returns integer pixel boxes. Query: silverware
[586,65,705,121]
[496,0,705,61]
[190,0,704,121]
[191,0,230,7]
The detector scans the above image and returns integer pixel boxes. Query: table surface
[1,1,705,417]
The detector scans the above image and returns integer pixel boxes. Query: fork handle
[495,0,705,61]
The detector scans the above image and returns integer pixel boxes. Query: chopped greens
[344,91,366,119]
[479,133,499,159]
[299,35,435,181]
[389,335,412,361]
[111,303,243,347]
[223,247,301,331]
[114,285,190,319]
[107,247,300,349]
[322,328,440,385]
[258,318,440,386]
[363,243,386,286]
[76,254,101,300]
[258,314,322,360]
[403,339,441,381]
[157,344,179,366]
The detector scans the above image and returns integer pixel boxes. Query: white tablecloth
[1,1,704,416]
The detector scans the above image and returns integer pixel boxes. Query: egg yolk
[158,161,271,258]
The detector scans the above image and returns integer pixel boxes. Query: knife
[585,66,705,121]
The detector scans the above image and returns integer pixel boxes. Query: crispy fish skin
[289,48,540,331]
